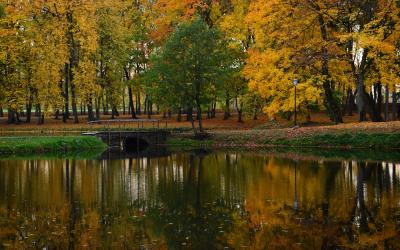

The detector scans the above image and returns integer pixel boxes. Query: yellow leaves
[244,0,400,119]
[216,0,250,48]
[357,33,395,54]
[74,59,99,102]
[247,0,300,49]
[0,0,107,112]
[244,47,322,118]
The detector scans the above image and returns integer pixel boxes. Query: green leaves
[0,4,5,18]
[145,17,244,113]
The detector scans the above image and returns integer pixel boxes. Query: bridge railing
[87,119,168,131]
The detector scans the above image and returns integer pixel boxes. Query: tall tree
[245,0,351,123]
[145,18,236,132]
[338,0,400,122]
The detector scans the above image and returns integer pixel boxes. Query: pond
[0,150,399,249]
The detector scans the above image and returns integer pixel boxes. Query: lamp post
[293,79,298,126]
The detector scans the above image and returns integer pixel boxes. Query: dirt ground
[0,111,398,133]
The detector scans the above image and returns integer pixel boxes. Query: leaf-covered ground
[2,112,400,149]
[0,111,381,133]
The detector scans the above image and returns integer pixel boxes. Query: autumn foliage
[0,0,399,126]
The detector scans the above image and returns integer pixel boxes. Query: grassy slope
[211,131,400,149]
[0,136,107,155]
[166,122,400,149]
[272,133,400,148]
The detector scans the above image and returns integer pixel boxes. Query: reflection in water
[0,153,399,249]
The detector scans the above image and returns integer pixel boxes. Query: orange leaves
[150,0,206,43]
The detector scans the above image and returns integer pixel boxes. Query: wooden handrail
[87,119,162,124]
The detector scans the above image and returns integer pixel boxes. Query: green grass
[170,131,400,150]
[273,133,400,149]
[166,138,213,149]
[0,136,107,155]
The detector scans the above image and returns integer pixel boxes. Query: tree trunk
[398,101,400,119]
[211,101,216,118]
[341,84,347,114]
[128,86,137,119]
[144,95,148,115]
[187,106,193,122]
[149,100,153,115]
[7,110,14,124]
[105,100,109,115]
[102,97,107,115]
[148,100,152,119]
[393,91,397,120]
[64,64,69,122]
[87,98,95,122]
[70,83,79,124]
[306,111,311,122]
[7,110,18,124]
[0,107,3,117]
[55,110,60,120]
[111,106,119,119]
[223,95,230,120]
[356,74,367,122]
[195,99,203,132]
[317,13,343,124]
[366,90,383,122]
[253,107,258,120]
[67,10,79,124]
[376,83,383,120]
[15,112,21,124]
[37,105,44,125]
[95,98,100,120]
[124,68,137,119]
[351,46,381,122]
[136,92,141,115]
[238,110,243,123]
[177,107,182,122]
[187,106,196,133]
[236,97,243,123]
[347,88,355,116]
[35,104,39,117]
[384,85,389,121]
[122,88,126,115]
[26,103,32,123]
[102,96,109,115]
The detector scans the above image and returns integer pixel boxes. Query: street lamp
[293,79,299,126]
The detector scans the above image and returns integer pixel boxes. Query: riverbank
[167,123,400,150]
[0,136,107,155]
[1,121,400,157]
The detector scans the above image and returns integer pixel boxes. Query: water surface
[0,151,399,249]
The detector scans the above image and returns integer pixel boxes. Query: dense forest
[0,0,399,130]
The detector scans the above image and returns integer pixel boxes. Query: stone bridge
[83,130,170,151]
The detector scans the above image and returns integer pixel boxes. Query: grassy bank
[167,130,400,150]
[0,136,107,155]
[269,133,400,148]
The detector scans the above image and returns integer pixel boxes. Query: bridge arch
[124,136,149,152]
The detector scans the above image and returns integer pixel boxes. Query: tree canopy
[0,0,399,126]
